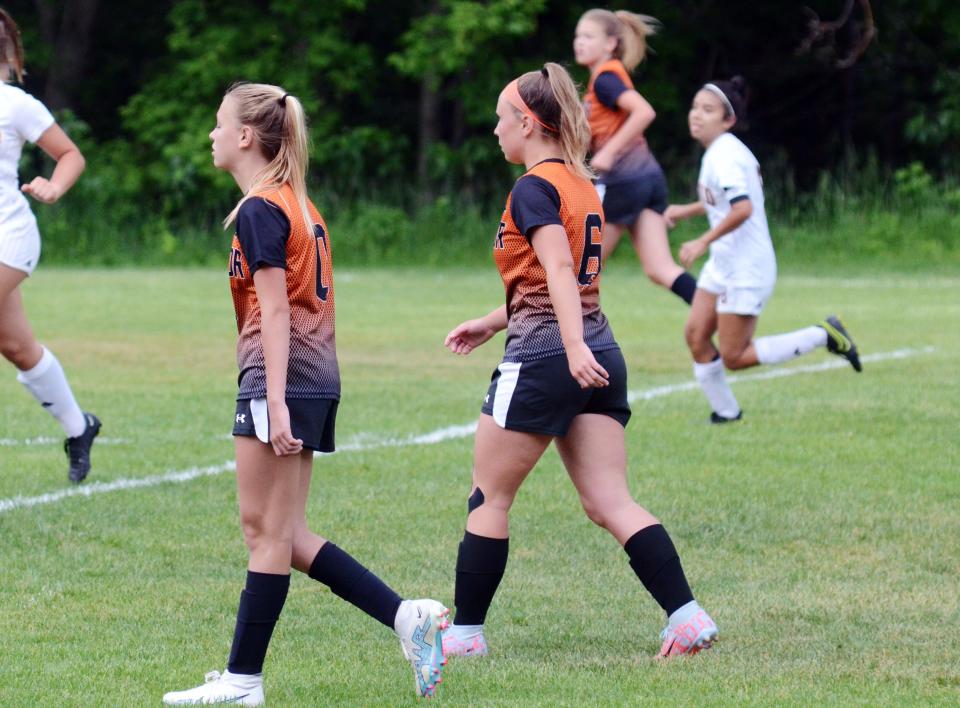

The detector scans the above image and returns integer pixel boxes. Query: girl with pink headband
[441,62,719,662]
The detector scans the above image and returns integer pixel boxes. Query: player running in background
[0,8,99,482]
[162,82,448,706]
[665,77,862,423]
[574,9,697,305]
[442,63,718,661]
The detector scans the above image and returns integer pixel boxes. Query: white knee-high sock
[16,346,86,437]
[692,357,740,418]
[754,326,827,365]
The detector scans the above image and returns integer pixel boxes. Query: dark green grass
[0,266,957,705]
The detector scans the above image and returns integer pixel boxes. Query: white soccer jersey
[697,132,776,286]
[0,83,54,242]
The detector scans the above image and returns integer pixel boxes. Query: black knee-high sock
[454,531,509,625]
[624,525,694,616]
[227,571,290,675]
[670,272,697,305]
[308,543,402,629]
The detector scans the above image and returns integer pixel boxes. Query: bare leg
[630,209,684,289]
[684,289,720,363]
[601,223,626,267]
[555,413,658,545]
[465,414,552,538]
[235,436,303,573]
[717,313,760,370]
[0,266,42,370]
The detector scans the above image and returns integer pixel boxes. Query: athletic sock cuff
[243,570,291,619]
[15,346,53,379]
[693,357,723,377]
[455,531,509,574]
[308,542,366,598]
[670,272,697,305]
[624,525,676,571]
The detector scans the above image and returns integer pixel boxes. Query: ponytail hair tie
[541,66,549,78]
[278,93,289,107]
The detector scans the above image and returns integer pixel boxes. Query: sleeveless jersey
[583,59,645,153]
[494,159,616,362]
[227,183,340,400]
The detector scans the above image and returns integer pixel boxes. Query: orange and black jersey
[583,59,646,154]
[227,183,339,400]
[494,158,616,362]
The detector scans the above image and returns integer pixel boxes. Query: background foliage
[5,0,960,266]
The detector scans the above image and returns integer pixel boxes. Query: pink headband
[502,79,558,133]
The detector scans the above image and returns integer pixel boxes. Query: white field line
[628,346,935,403]
[0,346,934,515]
[780,276,960,289]
[0,462,236,514]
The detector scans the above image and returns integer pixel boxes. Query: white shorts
[697,257,775,316]
[0,220,41,275]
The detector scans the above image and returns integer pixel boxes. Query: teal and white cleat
[162,670,264,706]
[395,599,450,697]
[442,625,489,657]
[657,604,719,659]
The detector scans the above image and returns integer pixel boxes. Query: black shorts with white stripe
[233,397,338,453]
[480,347,631,436]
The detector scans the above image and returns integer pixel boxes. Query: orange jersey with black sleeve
[227,183,339,400]
[494,158,617,363]
[583,59,646,154]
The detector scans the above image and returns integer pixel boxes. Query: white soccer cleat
[657,603,719,659]
[162,670,264,706]
[395,599,450,697]
[442,625,489,657]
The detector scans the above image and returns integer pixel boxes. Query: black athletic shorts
[599,158,669,225]
[480,348,631,436]
[233,397,338,453]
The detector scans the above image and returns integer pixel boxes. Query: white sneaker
[394,599,450,697]
[162,670,265,706]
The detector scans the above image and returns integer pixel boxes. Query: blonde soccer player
[665,77,862,423]
[574,8,697,304]
[441,63,718,661]
[162,83,449,705]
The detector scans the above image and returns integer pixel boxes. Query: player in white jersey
[0,9,100,480]
[664,77,861,423]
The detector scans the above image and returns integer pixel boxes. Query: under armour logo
[236,413,246,424]
[484,394,490,403]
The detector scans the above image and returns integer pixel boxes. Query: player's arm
[445,305,506,355]
[664,201,706,227]
[679,199,752,268]
[531,224,608,389]
[21,124,85,204]
[591,89,655,173]
[253,266,303,456]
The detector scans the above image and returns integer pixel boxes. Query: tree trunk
[34,0,101,110]
[416,70,439,202]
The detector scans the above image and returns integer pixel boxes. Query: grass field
[0,264,957,706]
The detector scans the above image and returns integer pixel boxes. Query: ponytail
[516,63,593,181]
[0,7,25,84]
[222,82,313,232]
[581,8,659,72]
